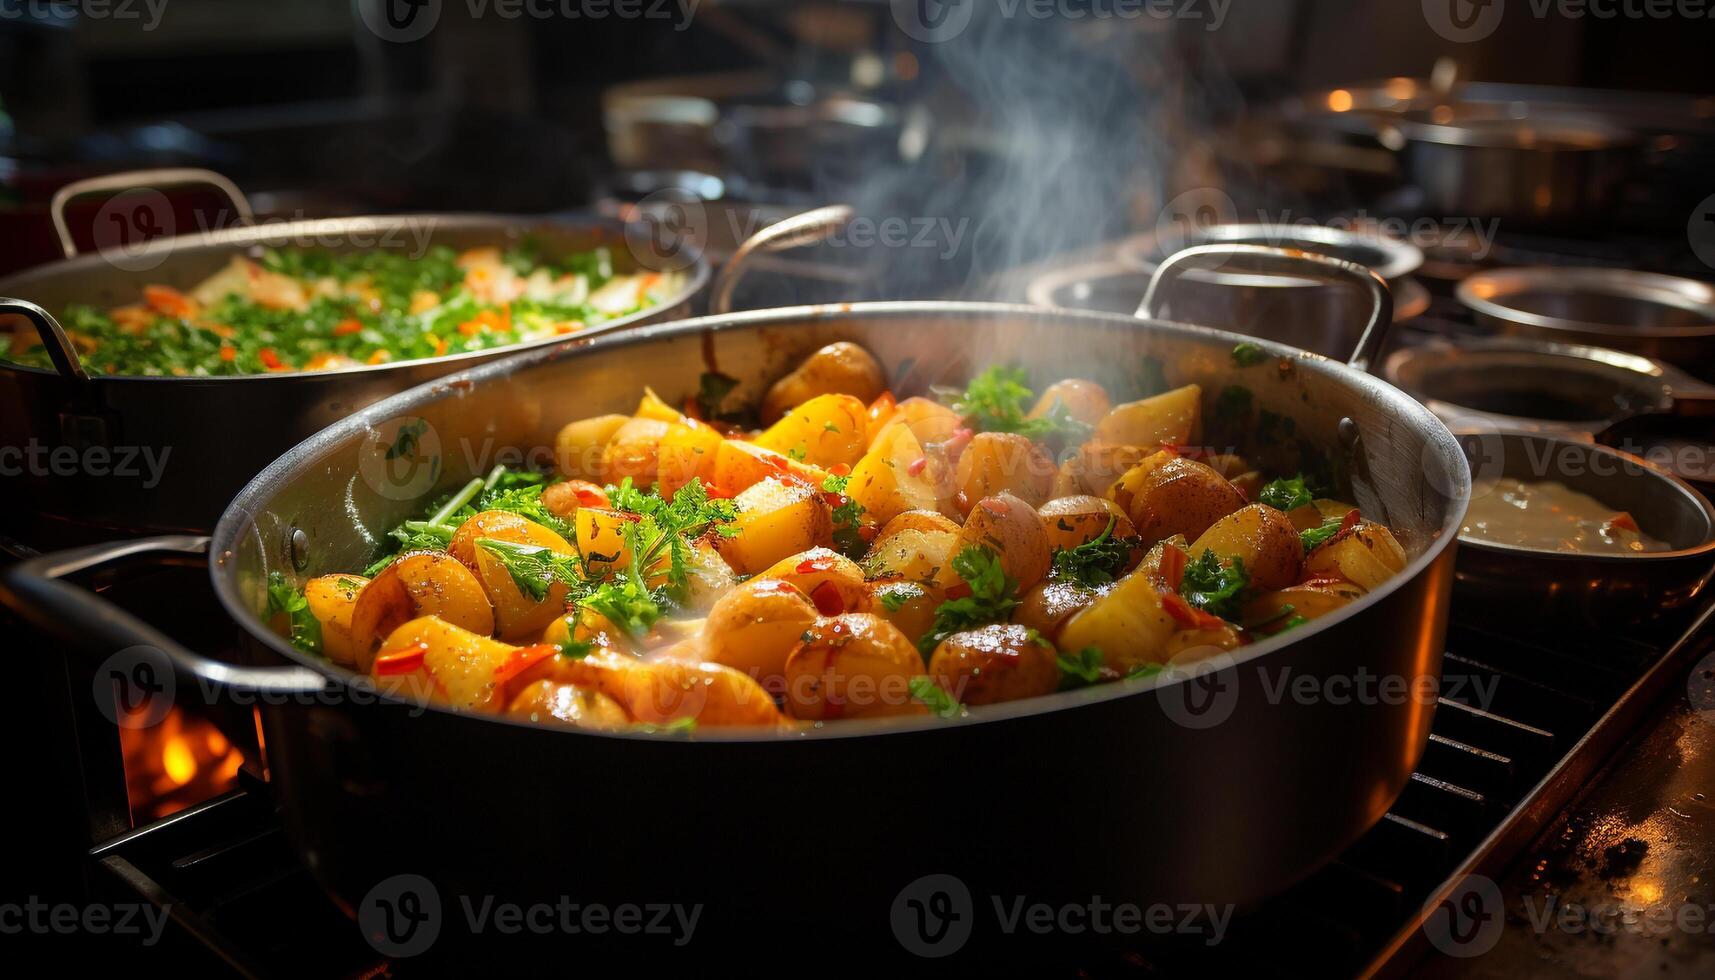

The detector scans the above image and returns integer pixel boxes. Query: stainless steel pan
[2,297,1469,968]
[0,170,843,538]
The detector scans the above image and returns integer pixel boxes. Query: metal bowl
[1383,339,1692,434]
[1117,222,1424,284]
[1457,267,1715,376]
[1454,431,1715,625]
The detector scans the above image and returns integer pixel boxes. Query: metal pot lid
[1457,267,1715,340]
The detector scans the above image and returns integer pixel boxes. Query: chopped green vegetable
[918,546,1021,656]
[1230,342,1269,367]
[1257,475,1314,513]
[1126,663,1165,680]
[909,677,962,718]
[477,538,583,602]
[695,371,740,418]
[1049,517,1130,588]
[1300,516,1345,553]
[1056,647,1105,690]
[949,365,1087,442]
[1180,549,1250,622]
[823,473,867,557]
[877,583,926,612]
[266,572,322,655]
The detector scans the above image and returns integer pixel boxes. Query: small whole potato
[702,578,821,691]
[928,623,1061,706]
[1127,457,1247,546]
[541,479,610,521]
[874,509,961,545]
[350,552,495,671]
[1012,579,1102,643]
[758,547,868,616]
[1189,503,1304,592]
[505,680,631,730]
[1038,495,1138,555]
[861,527,959,585]
[600,416,672,488]
[1053,443,1154,498]
[867,580,942,647]
[957,492,1052,590]
[761,341,886,424]
[784,613,926,721]
[555,414,629,480]
[1093,383,1202,448]
[1029,379,1111,429]
[954,432,1055,511]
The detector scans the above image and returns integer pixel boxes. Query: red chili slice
[373,644,428,676]
[492,643,556,687]
[797,555,838,574]
[1161,593,1226,631]
[906,457,928,477]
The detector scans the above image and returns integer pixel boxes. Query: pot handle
[0,535,331,696]
[710,204,856,315]
[1137,243,1395,373]
[0,297,91,383]
[50,167,255,259]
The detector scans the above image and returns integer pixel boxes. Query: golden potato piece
[1189,503,1304,593]
[448,510,580,642]
[600,416,671,488]
[761,341,886,424]
[1242,581,1366,630]
[1039,495,1138,556]
[846,423,945,527]
[753,393,869,469]
[1057,567,1178,673]
[758,547,868,615]
[954,432,1054,512]
[1093,383,1201,448]
[350,552,495,671]
[1126,457,1247,546]
[505,680,631,729]
[957,493,1052,590]
[656,422,723,499]
[1013,579,1101,643]
[555,414,628,480]
[709,440,829,499]
[372,614,520,711]
[1305,522,1407,591]
[861,527,959,585]
[928,623,1060,706]
[784,613,927,721]
[702,578,821,689]
[1029,379,1111,428]
[715,477,834,575]
[867,580,942,647]
[303,574,367,666]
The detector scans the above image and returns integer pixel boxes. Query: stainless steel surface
[1383,338,1715,438]
[1458,267,1715,373]
[49,167,255,258]
[0,211,712,534]
[4,302,1470,929]
[1452,431,1715,625]
[1138,243,1394,372]
[708,203,854,314]
[1118,222,1424,284]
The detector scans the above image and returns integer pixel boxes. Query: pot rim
[0,212,711,383]
[1457,267,1715,341]
[210,300,1471,742]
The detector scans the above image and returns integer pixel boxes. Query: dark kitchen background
[4,1,1714,976]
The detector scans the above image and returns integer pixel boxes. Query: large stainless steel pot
[2,300,1469,969]
[0,171,843,538]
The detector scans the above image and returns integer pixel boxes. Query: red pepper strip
[333,318,364,336]
[945,582,972,601]
[492,644,557,688]
[1161,592,1227,631]
[697,478,735,500]
[809,581,845,616]
[373,644,428,676]
[829,462,851,477]
[1158,543,1188,592]
[1607,512,1640,532]
[797,556,839,574]
[1339,509,1362,534]
[906,457,928,477]
[258,347,285,371]
[942,427,974,463]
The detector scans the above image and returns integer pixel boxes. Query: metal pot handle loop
[0,535,330,696]
[0,297,90,383]
[1138,243,1395,373]
[710,204,855,315]
[50,167,255,259]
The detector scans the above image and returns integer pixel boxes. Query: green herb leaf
[909,676,962,718]
[477,538,583,602]
[1049,517,1130,587]
[1300,516,1345,553]
[1257,475,1314,512]
[949,365,1087,442]
[918,546,1021,655]
[1180,549,1250,622]
[823,473,868,557]
[266,572,322,655]
[1056,646,1105,690]
[696,371,740,419]
[1126,663,1165,680]
[877,582,926,612]
[1231,342,1269,367]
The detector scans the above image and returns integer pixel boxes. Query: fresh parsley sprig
[1257,475,1314,512]
[909,676,962,718]
[266,572,322,655]
[1180,549,1250,622]
[948,365,1088,442]
[822,473,867,556]
[918,546,1021,656]
[1049,517,1130,588]
[477,538,584,602]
